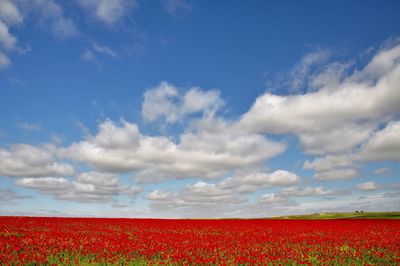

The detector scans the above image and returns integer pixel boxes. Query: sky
[0,0,399,218]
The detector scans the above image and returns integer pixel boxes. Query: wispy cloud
[27,0,78,39]
[82,42,117,69]
[373,167,390,175]
[16,122,41,131]
[76,0,136,25]
[161,0,193,17]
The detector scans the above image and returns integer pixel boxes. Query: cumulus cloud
[304,121,399,180]
[15,172,141,203]
[240,42,400,155]
[304,154,355,172]
[314,168,358,181]
[63,111,284,182]
[258,193,296,205]
[145,169,301,217]
[146,181,246,217]
[3,39,400,216]
[219,170,299,193]
[0,0,23,25]
[279,186,349,197]
[0,0,22,68]
[142,82,223,124]
[16,177,72,192]
[0,144,74,177]
[258,185,349,207]
[76,0,135,25]
[356,182,380,191]
[358,121,400,162]
[298,123,374,155]
[144,181,396,218]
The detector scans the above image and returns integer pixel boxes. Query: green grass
[271,211,400,220]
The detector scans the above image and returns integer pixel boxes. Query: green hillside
[273,212,400,219]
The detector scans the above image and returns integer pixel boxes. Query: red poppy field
[1,216,399,265]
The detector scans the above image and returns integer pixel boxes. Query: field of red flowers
[1,217,399,265]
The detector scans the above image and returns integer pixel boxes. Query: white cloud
[145,170,301,217]
[303,121,399,180]
[288,49,330,91]
[303,154,355,172]
[16,177,72,191]
[91,42,117,58]
[314,168,358,181]
[0,0,21,69]
[279,186,349,197]
[309,62,353,90]
[142,82,223,124]
[142,82,180,123]
[358,121,400,162]
[356,182,380,191]
[146,189,174,201]
[258,193,295,205]
[298,123,374,155]
[0,0,23,25]
[3,38,400,216]
[177,183,352,217]
[63,118,285,182]
[15,172,141,203]
[146,181,246,218]
[219,170,300,193]
[239,43,400,155]
[0,144,75,177]
[258,186,350,208]
[76,0,135,25]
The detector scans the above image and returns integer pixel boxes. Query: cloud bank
[1,39,400,217]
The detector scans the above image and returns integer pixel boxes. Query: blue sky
[0,0,399,218]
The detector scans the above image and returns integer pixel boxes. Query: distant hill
[272,212,400,219]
